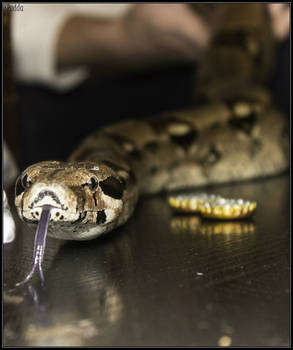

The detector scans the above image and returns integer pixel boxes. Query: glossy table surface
[4,174,290,346]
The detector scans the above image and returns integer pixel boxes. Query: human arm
[56,4,212,73]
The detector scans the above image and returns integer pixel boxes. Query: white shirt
[11,4,132,91]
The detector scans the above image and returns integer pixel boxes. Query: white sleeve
[11,4,88,91]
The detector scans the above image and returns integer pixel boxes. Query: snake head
[15,160,137,240]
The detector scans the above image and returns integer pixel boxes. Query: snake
[14,4,289,284]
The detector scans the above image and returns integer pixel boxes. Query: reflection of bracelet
[170,216,256,235]
[168,193,257,220]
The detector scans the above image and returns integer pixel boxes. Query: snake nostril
[35,211,39,217]
[60,215,64,220]
[56,212,60,217]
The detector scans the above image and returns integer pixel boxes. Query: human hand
[125,4,212,61]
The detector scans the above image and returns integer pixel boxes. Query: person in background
[12,4,213,91]
[9,4,289,169]
[11,4,289,90]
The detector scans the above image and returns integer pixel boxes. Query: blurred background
[3,3,290,187]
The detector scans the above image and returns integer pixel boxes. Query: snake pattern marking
[15,4,289,241]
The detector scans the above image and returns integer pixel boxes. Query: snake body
[15,4,289,242]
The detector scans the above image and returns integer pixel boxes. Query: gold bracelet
[168,193,222,213]
[168,194,257,220]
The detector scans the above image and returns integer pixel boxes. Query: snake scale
[14,4,288,283]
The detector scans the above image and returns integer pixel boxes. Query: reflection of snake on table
[14,4,288,284]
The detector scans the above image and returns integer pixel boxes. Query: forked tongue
[15,205,52,287]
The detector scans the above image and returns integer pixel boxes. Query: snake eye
[15,173,31,196]
[22,174,30,188]
[88,176,98,191]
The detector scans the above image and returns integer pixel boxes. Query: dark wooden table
[4,174,290,346]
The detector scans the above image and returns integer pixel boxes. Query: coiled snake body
[15,5,289,245]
